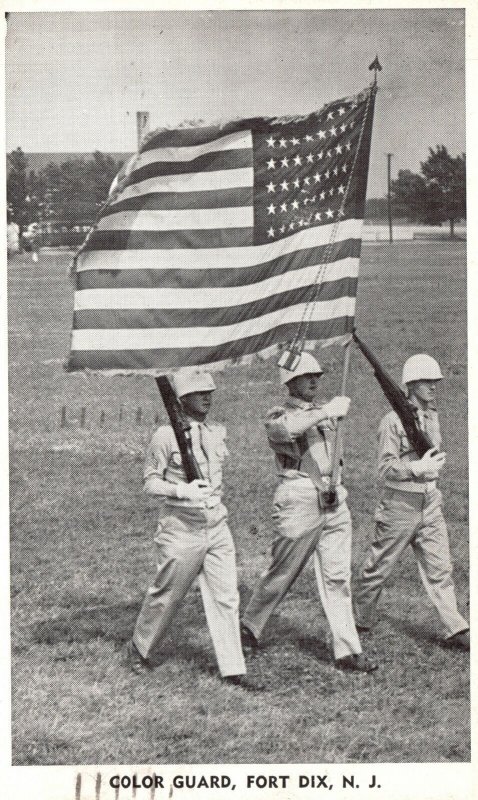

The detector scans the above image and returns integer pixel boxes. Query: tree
[420,146,466,239]
[86,151,121,210]
[390,169,430,222]
[38,152,121,225]
[7,147,30,234]
[390,147,466,239]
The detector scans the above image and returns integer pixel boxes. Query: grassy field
[9,242,469,765]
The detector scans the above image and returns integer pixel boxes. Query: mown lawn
[8,242,469,764]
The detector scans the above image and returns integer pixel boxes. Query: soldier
[241,352,377,672]
[125,368,263,690]
[354,354,469,649]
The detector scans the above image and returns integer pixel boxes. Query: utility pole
[136,111,150,149]
[386,152,393,243]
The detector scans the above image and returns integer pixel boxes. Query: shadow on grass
[26,601,141,646]
[22,599,224,676]
[381,612,441,647]
[239,580,332,664]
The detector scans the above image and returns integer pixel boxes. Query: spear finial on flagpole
[369,55,382,86]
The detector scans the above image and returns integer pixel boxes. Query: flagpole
[328,336,352,495]
[328,57,382,496]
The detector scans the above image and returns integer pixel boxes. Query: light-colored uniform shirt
[265,396,342,490]
[143,420,228,509]
[378,407,442,493]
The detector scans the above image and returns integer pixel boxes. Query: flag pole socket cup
[278,348,302,371]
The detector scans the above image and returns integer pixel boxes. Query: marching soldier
[126,367,263,690]
[354,354,469,649]
[241,353,378,672]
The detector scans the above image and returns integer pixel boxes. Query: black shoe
[240,623,260,650]
[123,640,154,674]
[335,653,378,673]
[443,629,470,651]
[222,674,266,692]
[355,623,372,634]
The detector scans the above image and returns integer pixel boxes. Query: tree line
[6,147,122,236]
[368,146,466,238]
[7,143,466,240]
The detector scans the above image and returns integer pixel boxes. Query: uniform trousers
[354,486,468,638]
[243,477,362,660]
[133,503,246,677]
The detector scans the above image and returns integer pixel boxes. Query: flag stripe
[96,207,254,232]
[109,168,254,202]
[126,149,251,184]
[81,218,362,260]
[86,228,254,250]
[141,122,252,150]
[70,296,356,350]
[135,130,253,166]
[76,244,360,291]
[74,264,358,311]
[67,316,354,372]
[73,278,358,330]
[103,187,253,215]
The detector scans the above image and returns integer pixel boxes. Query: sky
[5,7,466,198]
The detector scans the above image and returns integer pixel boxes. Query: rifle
[352,331,434,458]
[155,376,203,482]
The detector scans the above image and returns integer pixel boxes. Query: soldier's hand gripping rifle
[352,331,434,458]
[155,376,203,481]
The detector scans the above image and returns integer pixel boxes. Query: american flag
[67,86,376,373]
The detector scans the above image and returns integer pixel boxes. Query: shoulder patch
[380,410,404,435]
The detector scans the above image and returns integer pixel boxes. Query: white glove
[176,479,213,502]
[322,395,351,419]
[411,448,446,478]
